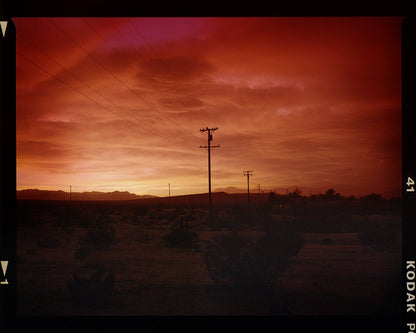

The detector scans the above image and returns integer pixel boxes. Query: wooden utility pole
[200,127,220,224]
[243,170,253,203]
[257,184,261,201]
[168,183,171,207]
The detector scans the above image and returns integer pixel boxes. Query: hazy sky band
[15,17,403,197]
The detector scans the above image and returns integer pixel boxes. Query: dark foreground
[16,194,402,316]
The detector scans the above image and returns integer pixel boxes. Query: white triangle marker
[0,21,8,37]
[1,261,7,276]
[1,261,8,284]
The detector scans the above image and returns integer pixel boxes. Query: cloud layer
[15,17,403,197]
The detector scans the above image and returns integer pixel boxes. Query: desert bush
[163,229,199,249]
[26,248,37,255]
[74,247,93,260]
[75,223,117,259]
[163,213,200,249]
[359,228,401,252]
[147,208,158,219]
[36,237,60,248]
[203,226,304,288]
[67,268,114,307]
[210,210,240,229]
[79,223,116,250]
[290,214,354,233]
[143,218,153,226]
[322,238,333,245]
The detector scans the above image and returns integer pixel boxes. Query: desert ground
[16,194,402,316]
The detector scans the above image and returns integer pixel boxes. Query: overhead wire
[112,17,215,129]
[16,51,127,120]
[48,17,201,141]
[16,54,181,146]
[15,33,181,144]
[125,18,220,143]
[85,18,205,140]
[16,51,204,193]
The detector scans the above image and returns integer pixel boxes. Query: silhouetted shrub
[163,229,199,249]
[322,238,333,245]
[79,223,116,250]
[36,238,60,248]
[203,226,304,288]
[359,228,400,252]
[26,248,37,255]
[203,232,248,284]
[68,269,114,307]
[74,247,93,260]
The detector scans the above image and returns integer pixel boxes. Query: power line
[17,52,118,117]
[16,35,180,145]
[199,127,220,225]
[48,18,200,141]
[123,19,215,132]
[123,18,215,127]
[102,22,212,140]
[16,51,181,146]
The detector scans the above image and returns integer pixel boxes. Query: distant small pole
[257,184,261,201]
[243,170,253,203]
[168,183,171,207]
[69,185,72,201]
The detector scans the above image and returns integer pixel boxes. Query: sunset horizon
[15,17,403,199]
[15,184,401,199]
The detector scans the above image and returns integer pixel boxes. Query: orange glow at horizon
[15,17,403,198]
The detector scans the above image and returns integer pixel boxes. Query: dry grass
[17,208,401,316]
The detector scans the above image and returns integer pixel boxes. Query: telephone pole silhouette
[200,127,220,224]
[168,183,171,207]
[257,184,261,201]
[243,170,253,203]
[69,185,72,201]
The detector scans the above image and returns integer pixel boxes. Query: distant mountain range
[16,189,247,204]
[17,185,400,201]
[213,187,246,193]
[17,189,157,201]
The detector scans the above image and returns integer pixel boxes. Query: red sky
[14,17,403,197]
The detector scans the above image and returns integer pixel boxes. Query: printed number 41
[407,177,415,192]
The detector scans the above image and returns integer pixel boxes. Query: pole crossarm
[243,170,254,177]
[200,126,218,133]
[199,145,220,149]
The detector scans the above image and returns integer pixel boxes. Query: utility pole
[168,183,171,207]
[69,185,72,201]
[200,127,220,224]
[257,184,261,201]
[243,170,253,203]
